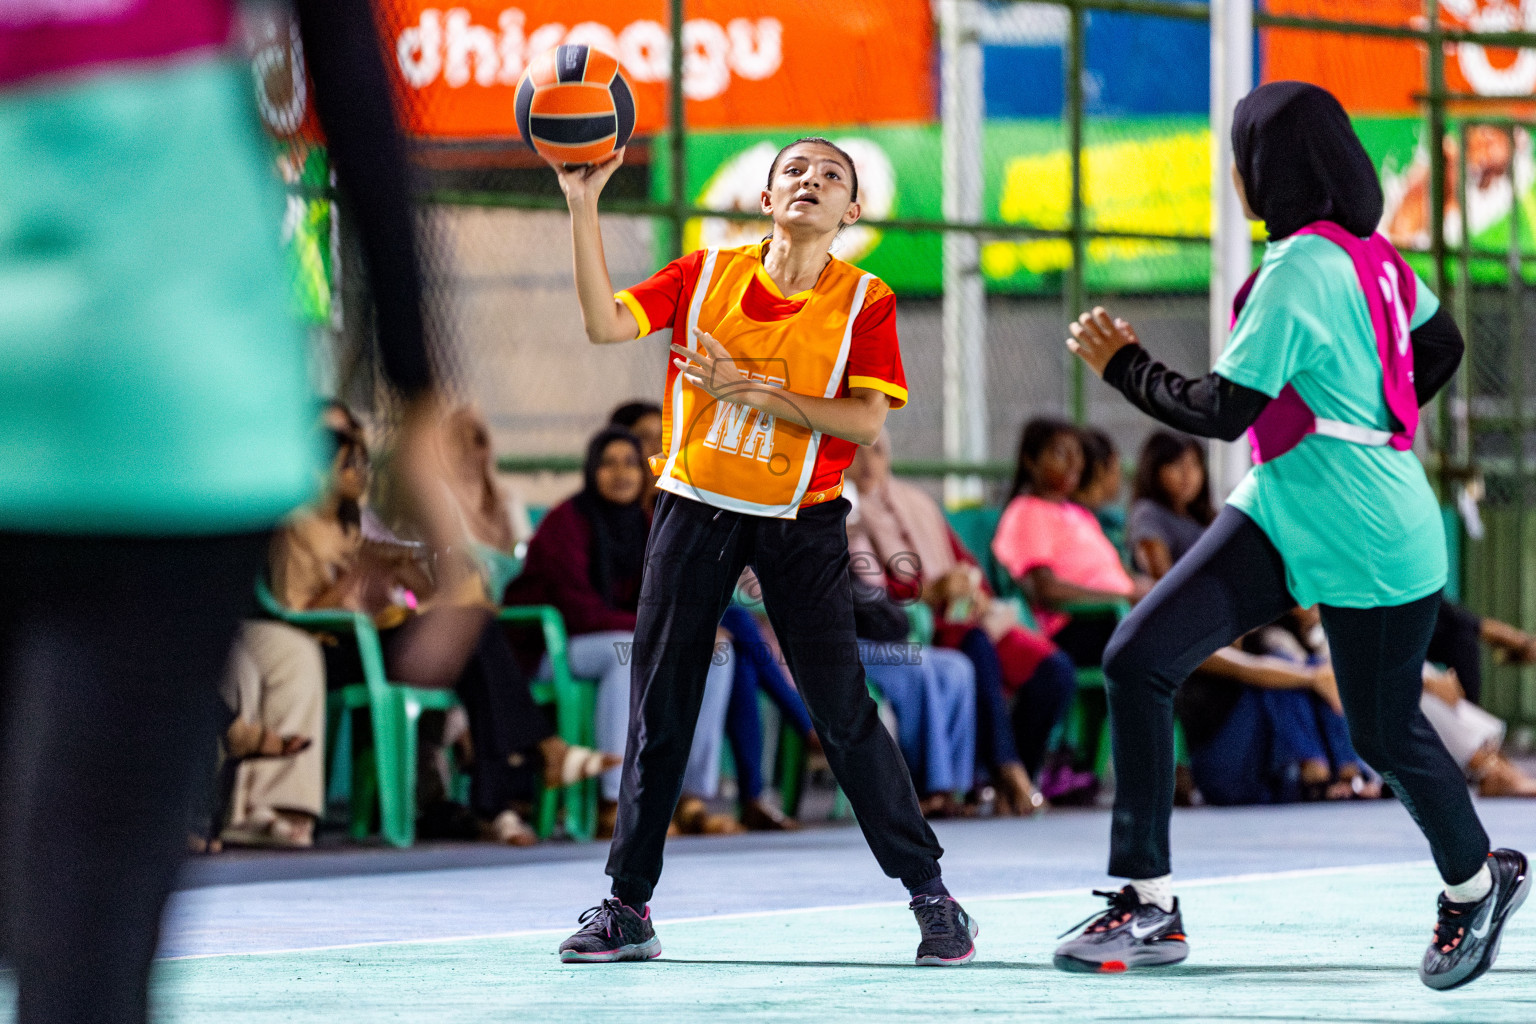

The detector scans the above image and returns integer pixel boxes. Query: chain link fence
[289,0,1536,727]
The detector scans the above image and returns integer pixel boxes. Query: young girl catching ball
[550,138,977,966]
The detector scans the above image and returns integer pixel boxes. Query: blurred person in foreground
[0,3,475,1022]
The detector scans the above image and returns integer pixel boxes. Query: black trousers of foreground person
[1102,507,1491,886]
[607,492,943,907]
[0,532,268,1024]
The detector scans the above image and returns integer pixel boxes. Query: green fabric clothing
[0,57,321,534]
[1214,232,1444,609]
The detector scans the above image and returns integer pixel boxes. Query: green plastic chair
[255,579,460,848]
[257,580,601,845]
[497,605,601,843]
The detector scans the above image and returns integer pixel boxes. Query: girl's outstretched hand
[671,330,748,400]
[1067,306,1141,378]
[554,148,626,211]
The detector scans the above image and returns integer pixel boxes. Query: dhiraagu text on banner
[656,117,1465,297]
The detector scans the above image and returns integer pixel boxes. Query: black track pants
[606,492,942,906]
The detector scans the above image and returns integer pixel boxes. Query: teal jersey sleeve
[1212,252,1327,399]
[1410,269,1440,330]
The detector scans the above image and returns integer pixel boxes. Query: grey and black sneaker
[1420,848,1531,991]
[1053,886,1189,973]
[558,898,662,964]
[911,895,979,965]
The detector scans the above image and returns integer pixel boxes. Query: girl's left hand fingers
[669,343,708,366]
[694,330,729,358]
[1089,308,1120,340]
[1073,316,1108,346]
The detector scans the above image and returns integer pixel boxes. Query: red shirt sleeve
[616,249,706,337]
[842,280,907,408]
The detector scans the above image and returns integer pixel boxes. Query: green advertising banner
[654,117,1439,297]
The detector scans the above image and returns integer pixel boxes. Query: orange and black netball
[515,44,636,167]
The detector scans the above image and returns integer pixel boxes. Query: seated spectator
[844,548,978,817]
[718,598,812,830]
[440,404,532,597]
[609,400,663,513]
[1428,599,1536,708]
[504,426,738,836]
[847,432,1070,813]
[273,403,613,845]
[217,621,325,848]
[1419,663,1536,797]
[1176,612,1367,805]
[994,418,1151,668]
[1072,426,1126,549]
[1127,431,1215,580]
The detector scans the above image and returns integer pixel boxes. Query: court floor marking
[163,858,1434,962]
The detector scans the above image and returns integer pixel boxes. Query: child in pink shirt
[994,420,1149,650]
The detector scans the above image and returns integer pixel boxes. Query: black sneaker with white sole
[558,898,662,964]
[911,895,978,965]
[1053,886,1189,973]
[1420,848,1530,991]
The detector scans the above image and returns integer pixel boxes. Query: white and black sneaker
[1053,886,1189,973]
[1420,849,1530,991]
[558,898,662,963]
[911,895,979,965]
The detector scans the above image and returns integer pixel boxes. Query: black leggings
[0,532,269,1024]
[1103,507,1490,886]
[607,492,941,907]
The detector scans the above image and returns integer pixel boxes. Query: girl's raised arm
[555,151,640,345]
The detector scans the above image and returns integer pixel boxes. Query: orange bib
[654,246,872,520]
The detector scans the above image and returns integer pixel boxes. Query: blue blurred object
[983,5,1248,118]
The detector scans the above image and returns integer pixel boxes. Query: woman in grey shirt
[1127,431,1215,579]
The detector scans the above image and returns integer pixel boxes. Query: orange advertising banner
[376,1,935,139]
[1263,0,1536,114]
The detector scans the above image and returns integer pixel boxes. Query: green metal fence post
[668,0,686,261]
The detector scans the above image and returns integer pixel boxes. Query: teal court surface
[17,799,1536,1023]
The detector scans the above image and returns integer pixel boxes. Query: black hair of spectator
[1009,417,1079,499]
[322,400,366,532]
[1077,427,1117,491]
[1133,430,1216,526]
[609,400,663,429]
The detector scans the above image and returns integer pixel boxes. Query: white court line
[163,859,1434,962]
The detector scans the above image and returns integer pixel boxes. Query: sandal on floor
[549,744,623,788]
[226,719,311,761]
[485,809,538,846]
[221,811,314,850]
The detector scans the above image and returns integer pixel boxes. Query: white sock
[1130,874,1175,912]
[1445,864,1493,904]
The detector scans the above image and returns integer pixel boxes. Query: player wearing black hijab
[1052,82,1527,990]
